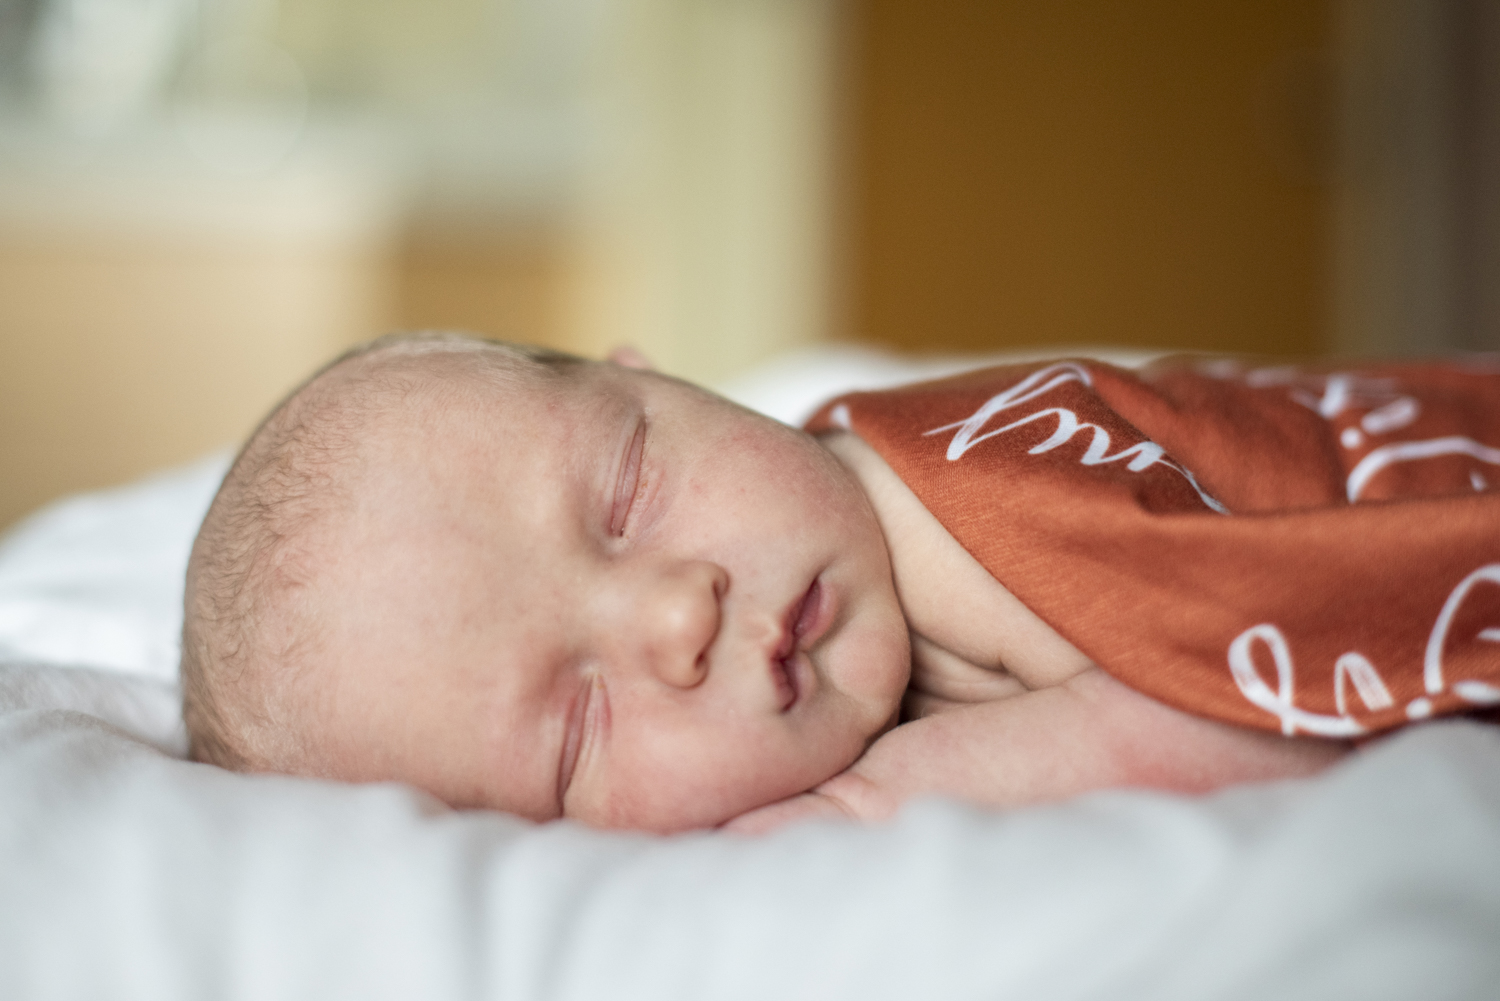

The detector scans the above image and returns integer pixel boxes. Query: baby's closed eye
[610,420,648,536]
[558,674,607,807]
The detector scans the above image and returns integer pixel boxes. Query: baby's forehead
[336,344,564,405]
[321,353,608,493]
[317,349,578,441]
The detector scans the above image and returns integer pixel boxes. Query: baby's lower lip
[773,652,801,711]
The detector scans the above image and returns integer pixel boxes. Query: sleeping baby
[181,333,1500,833]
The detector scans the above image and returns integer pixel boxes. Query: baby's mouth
[772,578,825,711]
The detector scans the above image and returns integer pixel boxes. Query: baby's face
[312,358,909,832]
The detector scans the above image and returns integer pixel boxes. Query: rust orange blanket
[805,358,1500,738]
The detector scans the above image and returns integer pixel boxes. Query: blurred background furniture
[1,0,1497,530]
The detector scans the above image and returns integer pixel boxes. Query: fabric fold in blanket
[807,357,1500,738]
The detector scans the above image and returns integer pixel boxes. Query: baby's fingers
[719,791,854,834]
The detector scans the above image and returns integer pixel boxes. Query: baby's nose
[619,559,727,688]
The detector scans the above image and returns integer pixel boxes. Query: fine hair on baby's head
[182,332,910,832]
[182,333,579,774]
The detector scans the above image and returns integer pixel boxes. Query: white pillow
[0,451,229,680]
[0,661,185,756]
[0,453,226,755]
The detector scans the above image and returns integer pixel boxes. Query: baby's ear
[608,346,654,371]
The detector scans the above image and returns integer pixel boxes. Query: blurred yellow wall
[0,145,400,531]
[847,0,1334,357]
[0,203,571,534]
[394,228,566,346]
[1,0,1345,532]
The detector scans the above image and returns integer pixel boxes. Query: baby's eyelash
[610,421,648,536]
[558,675,606,808]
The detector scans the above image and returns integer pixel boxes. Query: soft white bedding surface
[2,346,1498,1000]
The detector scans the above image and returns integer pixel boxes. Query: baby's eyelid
[559,675,606,808]
[557,677,592,805]
[610,421,648,537]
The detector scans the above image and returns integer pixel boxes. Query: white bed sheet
[2,345,1498,1000]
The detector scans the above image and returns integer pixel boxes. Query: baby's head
[182,334,909,832]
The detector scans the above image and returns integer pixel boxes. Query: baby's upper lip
[776,578,820,660]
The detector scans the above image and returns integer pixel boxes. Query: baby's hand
[729,668,1349,834]
[720,790,851,834]
[720,770,897,833]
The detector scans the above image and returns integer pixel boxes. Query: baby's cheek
[839,620,912,719]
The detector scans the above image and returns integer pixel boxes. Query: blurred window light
[28,0,194,131]
[173,34,308,175]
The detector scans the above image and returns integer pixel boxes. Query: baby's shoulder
[817,431,1091,692]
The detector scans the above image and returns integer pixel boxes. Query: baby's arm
[726,430,1344,833]
[724,667,1345,833]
